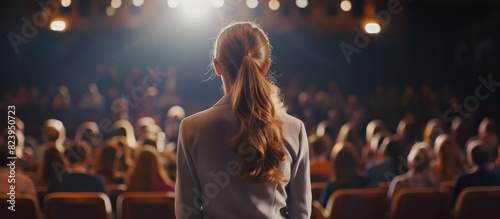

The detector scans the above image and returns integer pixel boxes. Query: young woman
[175,22,311,218]
[126,146,174,192]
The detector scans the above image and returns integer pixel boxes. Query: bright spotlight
[50,20,66,32]
[269,0,280,10]
[61,0,71,7]
[340,0,352,12]
[296,0,308,8]
[181,0,210,18]
[106,6,116,16]
[364,22,381,34]
[167,0,180,8]
[111,0,122,9]
[246,0,258,9]
[132,0,144,7]
[212,0,224,8]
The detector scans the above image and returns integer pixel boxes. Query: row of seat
[2,186,499,219]
[0,192,175,219]
[312,186,500,219]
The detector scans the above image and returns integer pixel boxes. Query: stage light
[296,0,308,8]
[213,0,224,8]
[246,0,258,9]
[132,0,144,7]
[111,0,122,9]
[61,0,71,7]
[269,0,280,10]
[106,6,116,16]
[364,22,381,34]
[50,20,66,32]
[167,0,180,8]
[340,0,351,12]
[181,0,210,18]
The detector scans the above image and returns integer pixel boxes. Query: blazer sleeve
[287,121,312,219]
[175,120,204,219]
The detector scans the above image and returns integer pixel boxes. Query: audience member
[365,136,404,184]
[429,134,466,184]
[92,143,124,185]
[387,142,433,199]
[126,147,174,192]
[37,147,68,186]
[0,147,37,198]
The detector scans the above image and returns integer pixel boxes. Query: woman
[429,134,466,184]
[175,22,311,218]
[37,147,68,186]
[318,142,374,207]
[92,142,124,185]
[126,147,174,192]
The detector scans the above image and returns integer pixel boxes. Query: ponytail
[230,55,288,184]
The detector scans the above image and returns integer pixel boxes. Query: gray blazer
[175,94,312,219]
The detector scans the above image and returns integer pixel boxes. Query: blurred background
[0,0,499,137]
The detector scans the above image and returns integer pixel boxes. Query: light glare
[340,0,352,12]
[50,20,66,32]
[181,0,210,18]
[132,0,144,7]
[269,0,280,10]
[111,0,122,9]
[167,0,180,8]
[246,0,258,9]
[61,0,71,7]
[106,6,116,16]
[212,0,224,8]
[296,0,308,8]
[364,22,381,34]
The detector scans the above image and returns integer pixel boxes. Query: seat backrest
[117,192,175,219]
[310,162,332,183]
[312,200,327,219]
[378,182,390,193]
[0,194,42,219]
[312,182,327,201]
[44,192,112,219]
[325,188,388,219]
[439,181,455,191]
[454,186,500,219]
[390,188,452,219]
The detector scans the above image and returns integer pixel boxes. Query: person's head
[309,135,332,159]
[127,147,171,192]
[434,134,457,161]
[423,118,444,145]
[331,142,359,183]
[407,143,431,172]
[467,140,492,168]
[212,21,287,184]
[42,119,66,147]
[41,147,67,184]
[378,135,401,159]
[478,118,496,139]
[94,143,120,181]
[113,119,137,148]
[366,120,385,144]
[396,113,418,143]
[64,143,91,168]
[74,121,100,147]
[370,131,390,154]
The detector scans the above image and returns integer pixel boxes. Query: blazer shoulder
[279,113,304,135]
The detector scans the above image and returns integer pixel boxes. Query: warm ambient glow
[296,0,308,8]
[132,0,144,7]
[167,0,181,8]
[212,0,224,8]
[61,0,71,7]
[364,22,381,34]
[106,6,116,16]
[50,20,67,32]
[246,0,259,9]
[181,0,210,18]
[111,0,122,9]
[340,0,352,12]
[269,0,280,10]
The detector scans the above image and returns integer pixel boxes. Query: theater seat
[44,192,112,219]
[390,188,452,219]
[454,186,500,219]
[310,162,332,183]
[311,200,327,219]
[439,181,455,191]
[324,188,388,219]
[0,194,42,219]
[312,182,326,201]
[117,192,175,219]
[106,184,127,211]
[378,181,390,193]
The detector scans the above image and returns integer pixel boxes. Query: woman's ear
[261,58,271,76]
[213,59,223,76]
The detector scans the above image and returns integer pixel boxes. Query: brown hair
[126,147,172,191]
[93,142,120,184]
[213,21,287,184]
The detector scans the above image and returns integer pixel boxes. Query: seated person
[365,136,403,184]
[318,142,374,207]
[125,146,174,192]
[453,140,500,203]
[387,142,433,199]
[47,143,106,194]
[0,147,37,198]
